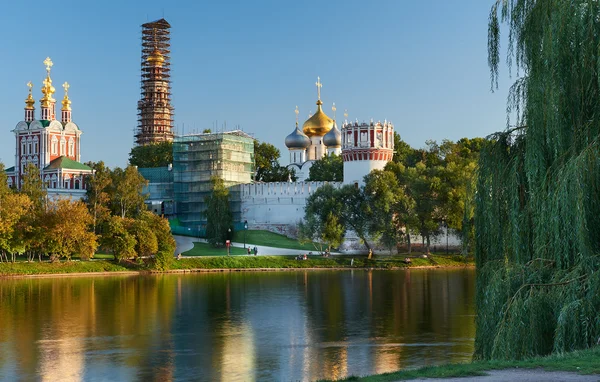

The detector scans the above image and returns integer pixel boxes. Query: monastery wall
[240,181,343,227]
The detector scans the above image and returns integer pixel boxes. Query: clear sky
[0,0,512,168]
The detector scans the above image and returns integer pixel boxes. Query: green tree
[204,177,232,247]
[103,215,136,261]
[306,153,343,181]
[20,163,47,212]
[0,190,32,263]
[254,140,297,182]
[474,1,600,360]
[111,166,148,218]
[127,218,158,258]
[299,184,346,252]
[44,199,98,261]
[143,211,176,270]
[85,161,113,234]
[128,141,173,168]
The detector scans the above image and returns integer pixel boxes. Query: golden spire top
[295,105,299,126]
[25,81,35,109]
[315,76,322,102]
[332,102,336,120]
[40,57,56,107]
[61,82,71,111]
[43,57,53,75]
[147,28,165,66]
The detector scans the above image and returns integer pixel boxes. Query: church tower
[136,19,174,146]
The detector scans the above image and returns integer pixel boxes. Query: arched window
[33,137,39,154]
[68,138,74,157]
[51,136,58,155]
[60,138,66,156]
[21,139,26,156]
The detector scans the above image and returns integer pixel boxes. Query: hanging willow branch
[475,0,600,360]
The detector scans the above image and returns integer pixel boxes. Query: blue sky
[0,0,511,168]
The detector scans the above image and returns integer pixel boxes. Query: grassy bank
[324,347,600,381]
[0,260,134,276]
[182,242,250,256]
[232,230,318,251]
[0,254,472,276]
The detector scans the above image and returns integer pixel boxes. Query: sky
[0,0,513,168]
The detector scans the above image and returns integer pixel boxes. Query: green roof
[5,166,14,172]
[45,156,92,171]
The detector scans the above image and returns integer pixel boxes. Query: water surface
[0,268,475,381]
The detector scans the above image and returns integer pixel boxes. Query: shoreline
[0,263,474,279]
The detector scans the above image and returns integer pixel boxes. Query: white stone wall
[240,181,343,226]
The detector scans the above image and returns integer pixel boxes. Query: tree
[254,140,297,182]
[85,161,113,234]
[299,184,346,251]
[204,177,232,247]
[111,166,148,218]
[20,163,47,212]
[0,190,32,263]
[102,215,136,261]
[129,141,173,168]
[44,200,98,261]
[143,211,176,270]
[306,153,343,181]
[127,218,158,258]
[474,1,600,360]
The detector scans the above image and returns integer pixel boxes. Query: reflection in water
[0,268,475,381]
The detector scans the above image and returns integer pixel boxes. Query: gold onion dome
[285,122,311,149]
[25,82,35,109]
[323,120,341,147]
[61,82,71,111]
[147,48,165,66]
[302,100,333,137]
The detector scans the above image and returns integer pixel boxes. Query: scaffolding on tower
[136,18,174,146]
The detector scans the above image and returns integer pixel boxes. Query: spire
[61,82,71,111]
[24,81,35,122]
[315,76,323,106]
[61,82,72,123]
[295,105,299,127]
[40,57,56,120]
[25,81,35,109]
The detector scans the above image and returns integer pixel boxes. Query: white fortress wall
[240,181,343,227]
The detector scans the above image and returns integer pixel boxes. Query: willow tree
[475,1,600,360]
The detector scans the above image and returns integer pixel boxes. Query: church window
[68,139,74,157]
[33,139,38,154]
[51,180,56,189]
[21,140,26,155]
[60,138,66,156]
[27,141,32,155]
[51,137,58,155]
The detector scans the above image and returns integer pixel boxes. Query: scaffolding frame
[135,18,174,145]
[173,131,255,228]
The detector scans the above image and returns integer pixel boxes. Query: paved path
[173,235,339,257]
[412,369,600,381]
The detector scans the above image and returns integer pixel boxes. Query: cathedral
[285,77,395,186]
[5,58,92,198]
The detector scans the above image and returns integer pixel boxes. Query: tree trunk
[426,235,431,254]
[407,233,412,254]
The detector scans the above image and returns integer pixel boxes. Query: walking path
[173,235,338,257]
[412,369,599,381]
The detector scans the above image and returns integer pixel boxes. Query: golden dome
[25,81,35,109]
[40,76,56,108]
[147,48,165,66]
[61,82,71,111]
[302,100,333,137]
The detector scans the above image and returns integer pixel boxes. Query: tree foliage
[474,0,600,360]
[111,165,148,218]
[306,153,343,182]
[204,177,233,247]
[129,141,173,168]
[254,140,297,182]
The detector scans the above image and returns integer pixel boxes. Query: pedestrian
[253,246,258,256]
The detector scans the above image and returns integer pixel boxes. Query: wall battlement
[240,181,343,199]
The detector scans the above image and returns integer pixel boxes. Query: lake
[0,268,475,381]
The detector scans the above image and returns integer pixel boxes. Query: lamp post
[228,228,232,256]
[244,220,248,249]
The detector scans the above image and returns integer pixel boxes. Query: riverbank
[323,346,600,381]
[0,254,473,277]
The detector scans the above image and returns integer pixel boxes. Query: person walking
[253,246,258,256]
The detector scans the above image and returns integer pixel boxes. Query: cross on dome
[315,77,322,100]
[344,109,348,119]
[332,102,336,120]
[63,82,70,95]
[27,81,33,92]
[43,57,53,75]
[295,105,299,123]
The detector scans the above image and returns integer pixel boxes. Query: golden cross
[43,57,53,74]
[344,109,348,119]
[27,81,33,93]
[63,82,70,95]
[315,76,322,100]
[332,102,336,119]
[294,105,299,123]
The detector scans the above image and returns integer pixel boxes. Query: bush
[153,250,173,271]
